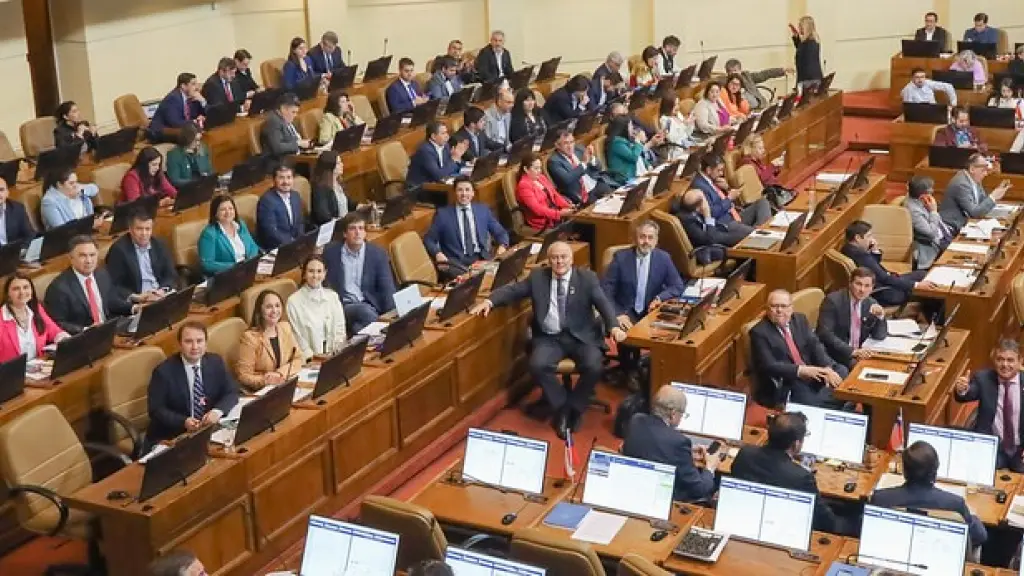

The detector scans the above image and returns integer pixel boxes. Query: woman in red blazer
[120,146,178,205]
[0,273,68,363]
[515,151,574,231]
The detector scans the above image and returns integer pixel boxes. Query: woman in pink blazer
[0,273,69,363]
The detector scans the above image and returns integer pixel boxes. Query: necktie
[782,326,805,365]
[1003,381,1017,452]
[84,276,101,325]
[850,300,861,347]
[556,278,568,331]
[712,178,741,222]
[326,52,332,70]
[461,207,474,256]
[183,95,191,121]
[406,82,417,101]
[192,365,207,419]
[224,80,233,103]
[634,255,648,315]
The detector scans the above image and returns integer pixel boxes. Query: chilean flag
[889,408,905,452]
[563,429,579,483]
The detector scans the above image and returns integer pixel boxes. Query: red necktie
[224,80,234,103]
[713,180,741,221]
[85,277,101,325]
[1003,381,1017,452]
[850,300,861,348]
[782,326,805,365]
[568,153,588,203]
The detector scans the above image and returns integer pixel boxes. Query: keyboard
[673,527,727,562]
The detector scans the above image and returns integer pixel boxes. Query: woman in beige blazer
[236,289,305,391]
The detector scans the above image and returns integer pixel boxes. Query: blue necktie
[635,255,648,315]
[192,365,207,418]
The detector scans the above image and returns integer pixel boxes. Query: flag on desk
[889,407,905,452]
[563,429,578,483]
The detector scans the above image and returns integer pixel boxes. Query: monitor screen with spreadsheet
[299,515,399,576]
[582,451,675,521]
[446,547,546,576]
[906,423,998,486]
[462,428,549,495]
[786,401,869,463]
[714,476,815,552]
[858,505,968,576]
[672,382,747,442]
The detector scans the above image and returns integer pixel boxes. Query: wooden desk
[811,450,892,503]
[890,120,1019,182]
[836,538,997,575]
[625,283,766,393]
[728,174,887,293]
[573,189,678,275]
[914,159,1024,201]
[889,53,1009,111]
[761,90,844,173]
[661,509,843,576]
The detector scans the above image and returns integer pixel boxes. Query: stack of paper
[923,266,976,287]
[592,196,624,215]
[987,203,1019,220]
[945,242,990,255]
[571,510,627,545]
[747,229,786,241]
[1006,495,1024,528]
[316,220,336,247]
[769,211,804,228]
[815,172,852,185]
[885,319,936,338]
[862,336,927,355]
[683,278,726,298]
[961,218,1001,240]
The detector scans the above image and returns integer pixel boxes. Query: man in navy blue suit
[324,212,397,333]
[0,176,35,246]
[406,121,468,191]
[424,177,509,269]
[146,321,239,446]
[587,70,624,111]
[691,154,771,227]
[385,57,428,115]
[308,31,345,75]
[841,220,935,307]
[148,72,207,143]
[543,75,591,125]
[954,339,1024,471]
[256,164,304,249]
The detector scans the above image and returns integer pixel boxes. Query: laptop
[471,80,500,104]
[328,64,358,90]
[378,195,412,227]
[651,160,680,197]
[929,145,973,169]
[51,319,119,379]
[34,145,80,181]
[408,99,441,129]
[469,153,500,182]
[508,66,534,91]
[248,88,284,116]
[107,196,158,237]
[805,192,834,229]
[0,241,25,279]
[815,72,836,97]
[489,245,531,291]
[379,301,432,359]
[293,77,321,101]
[903,102,948,124]
[958,40,997,60]
[138,425,214,502]
[0,158,19,186]
[121,285,197,339]
[697,55,717,81]
[230,377,298,446]
[203,104,237,130]
[331,123,367,154]
[31,216,94,263]
[617,182,647,217]
[732,116,756,148]
[442,86,475,117]
[710,132,730,157]
[506,137,534,165]
[901,39,941,58]
[755,104,779,132]
[0,354,27,405]
[573,112,599,137]
[853,156,875,189]
[536,57,561,82]
[675,64,698,89]
[777,93,797,120]
[779,212,807,251]
[680,149,704,179]
[970,106,1016,129]
[370,113,404,143]
[932,70,973,90]
[540,121,569,151]
[93,127,139,161]
[173,174,218,212]
[272,232,317,276]
[716,259,752,307]
[363,55,393,82]
[203,257,260,306]
[1001,152,1024,175]
[435,272,485,323]
[295,335,370,402]
[228,158,265,192]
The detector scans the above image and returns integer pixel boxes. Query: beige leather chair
[861,204,913,266]
[248,119,265,156]
[32,271,60,302]
[510,528,606,576]
[361,495,447,569]
[723,149,742,189]
[171,219,206,273]
[502,169,541,240]
[207,317,248,370]
[602,244,632,270]
[293,175,312,220]
[113,94,149,130]
[792,287,825,329]
[0,130,18,161]
[234,194,259,233]
[823,248,855,292]
[296,109,323,142]
[414,72,432,93]
[997,29,1010,56]
[20,118,57,157]
[377,86,392,118]
[618,553,672,576]
[350,94,378,128]
[239,278,297,324]
[592,135,607,170]
[377,141,410,199]
[260,58,286,89]
[92,162,131,207]
[1012,273,1024,327]
[649,208,721,278]
[734,164,764,206]
[20,186,43,232]
[389,231,438,291]
[101,346,165,457]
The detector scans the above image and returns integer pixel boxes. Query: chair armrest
[8,484,69,536]
[102,409,143,460]
[690,244,730,263]
[82,442,133,467]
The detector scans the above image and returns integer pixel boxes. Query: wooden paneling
[397,364,457,448]
[162,495,253,576]
[330,400,399,499]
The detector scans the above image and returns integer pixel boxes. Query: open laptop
[271,231,317,276]
[33,145,80,181]
[173,174,218,212]
[672,382,747,451]
[958,40,996,60]
[203,257,260,307]
[93,127,139,162]
[25,216,94,263]
[378,302,431,359]
[970,105,1016,129]
[227,158,265,192]
[446,547,545,576]
[932,70,973,90]
[363,55,393,82]
[138,425,214,502]
[755,103,779,132]
[1002,152,1024,175]
[777,93,797,121]
[697,55,717,81]
[294,335,370,402]
[901,39,941,58]
[220,377,298,447]
[51,319,119,379]
[489,245,531,292]
[202,104,237,130]
[536,56,561,82]
[408,99,441,129]
[248,88,284,116]
[573,111,599,137]
[331,123,366,154]
[434,272,485,323]
[929,145,973,169]
[108,194,160,236]
[469,152,500,182]
[0,354,27,406]
[675,64,698,89]
[732,116,756,148]
[370,113,404,143]
[903,102,948,124]
[328,64,358,90]
[508,66,534,91]
[119,286,197,339]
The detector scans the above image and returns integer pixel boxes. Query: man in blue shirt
[963,12,999,45]
[324,212,396,333]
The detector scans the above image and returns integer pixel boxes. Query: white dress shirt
[541,269,572,334]
[219,222,247,262]
[900,80,957,105]
[4,306,37,360]
[73,269,104,322]
[278,192,294,225]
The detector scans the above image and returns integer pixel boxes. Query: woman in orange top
[722,73,750,121]
[236,289,304,391]
[515,151,573,232]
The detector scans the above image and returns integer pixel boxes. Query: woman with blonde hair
[790,16,823,92]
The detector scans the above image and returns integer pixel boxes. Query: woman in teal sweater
[604,115,663,187]
[165,123,214,187]
[198,194,260,276]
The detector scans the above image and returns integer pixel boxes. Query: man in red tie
[816,267,889,369]
[547,129,614,205]
[201,57,254,111]
[43,235,135,334]
[749,289,847,408]
[954,339,1024,471]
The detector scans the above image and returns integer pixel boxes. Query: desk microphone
[283,346,298,382]
[846,552,927,571]
[699,40,705,62]
[347,50,352,66]
[383,37,389,56]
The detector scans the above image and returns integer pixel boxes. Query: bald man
[674,188,748,262]
[484,88,515,150]
[472,242,625,437]
[622,385,717,502]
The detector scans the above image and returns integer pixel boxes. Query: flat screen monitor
[714,476,815,552]
[858,504,968,576]
[462,428,548,495]
[299,515,399,576]
[445,547,546,576]
[786,401,868,463]
[671,382,746,442]
[906,423,998,486]
[582,450,675,521]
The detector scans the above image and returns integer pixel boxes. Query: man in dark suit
[44,235,134,334]
[692,154,770,227]
[547,129,612,205]
[202,57,251,110]
[622,385,717,502]
[954,339,1024,471]
[471,241,626,436]
[816,267,888,369]
[148,72,206,143]
[749,289,848,408]
[674,189,749,262]
[324,212,396,333]
[423,176,508,268]
[260,93,310,166]
[146,321,239,446]
[308,31,345,75]
[841,220,933,307]
[587,71,624,112]
[105,209,178,306]
[915,11,950,49]
[932,107,988,153]
[871,441,987,546]
[256,164,304,249]
[406,121,468,190]
[0,175,35,246]
[731,412,842,534]
[233,49,260,95]
[590,52,624,109]
[601,219,685,327]
[453,107,502,163]
[386,57,428,115]
[543,75,591,125]
[475,30,513,84]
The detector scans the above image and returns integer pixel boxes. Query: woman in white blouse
[197,194,261,276]
[988,78,1024,119]
[0,273,69,363]
[286,255,347,360]
[658,94,695,159]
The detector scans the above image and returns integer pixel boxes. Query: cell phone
[863,372,889,381]
[707,440,721,455]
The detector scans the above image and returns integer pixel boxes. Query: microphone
[347,49,352,65]
[699,40,705,62]
[283,346,298,382]
[323,319,330,356]
[823,58,828,74]
[846,552,927,571]
[383,37,388,56]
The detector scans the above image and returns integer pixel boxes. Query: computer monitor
[311,335,369,399]
[671,382,746,442]
[906,423,998,486]
[785,401,868,463]
[0,354,27,405]
[138,425,214,502]
[445,547,546,576]
[903,102,948,124]
[233,377,298,446]
[462,428,548,495]
[582,450,675,521]
[858,505,968,576]
[957,40,996,60]
[299,515,400,576]
[714,476,815,552]
[489,244,531,291]
[901,39,941,58]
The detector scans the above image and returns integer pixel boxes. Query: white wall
[0,0,38,150]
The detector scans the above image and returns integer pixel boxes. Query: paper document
[961,218,1001,240]
[856,368,909,385]
[430,297,447,310]
[1006,495,1024,528]
[257,254,275,276]
[874,472,904,492]
[316,220,336,248]
[358,321,388,337]
[988,203,1019,220]
[293,386,313,403]
[885,319,935,338]
[591,196,624,215]
[747,229,786,241]
[862,336,928,355]
[138,444,169,464]
[945,241,990,255]
[222,397,256,423]
[197,280,209,289]
[393,285,425,317]
[22,237,42,263]
[769,211,805,228]
[211,428,236,446]
[683,278,726,298]
[571,510,627,545]
[530,243,542,255]
[815,172,852,184]
[923,266,976,287]
[297,367,320,384]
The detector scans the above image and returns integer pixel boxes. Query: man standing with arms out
[900,67,957,105]
[471,242,625,437]
[476,30,513,84]
[324,212,396,334]
[816,267,888,369]
[423,176,508,269]
[954,339,1024,472]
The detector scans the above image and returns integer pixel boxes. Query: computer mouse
[843,481,857,493]
[649,530,668,542]
[501,513,517,526]
[106,490,130,501]
[997,490,1008,504]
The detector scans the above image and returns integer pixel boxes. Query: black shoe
[553,411,569,440]
[568,409,582,433]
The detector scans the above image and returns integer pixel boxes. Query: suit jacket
[691,173,738,224]
[308,44,345,75]
[43,268,133,334]
[324,241,396,315]
[425,71,463,100]
[282,57,319,90]
[509,111,548,145]
[104,234,179,302]
[871,483,987,545]
[906,197,951,268]
[749,314,840,397]
[914,26,950,50]
[0,305,64,363]
[310,184,357,226]
[676,210,746,257]
[406,141,460,189]
[197,221,260,276]
[40,186,96,231]
[423,203,509,266]
[939,170,996,232]
[148,89,204,140]
[547,146,602,205]
[488,266,617,347]
[146,354,239,444]
[261,110,301,160]
[955,369,1024,453]
[588,63,616,110]
[256,189,304,249]
[841,243,916,298]
[791,36,823,84]
[236,68,259,94]
[235,322,305,391]
[385,79,423,115]
[622,413,715,502]
[1,200,35,246]
[933,125,988,154]
[475,45,513,84]
[543,87,585,125]
[452,127,501,163]
[816,289,888,367]
[515,174,571,231]
[731,445,837,533]
[600,247,685,317]
[201,72,246,110]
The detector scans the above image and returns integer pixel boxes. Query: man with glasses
[940,152,1010,232]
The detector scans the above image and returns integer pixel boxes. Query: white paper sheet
[935,482,967,500]
[746,229,786,241]
[221,397,255,423]
[874,472,904,492]
[1005,495,1024,528]
[769,211,805,228]
[297,367,320,384]
[393,285,424,317]
[885,319,933,338]
[358,321,388,336]
[815,172,852,184]
[316,220,336,248]
[138,444,169,464]
[571,510,627,545]
[530,243,542,255]
[22,237,42,263]
[960,218,1002,240]
[257,253,275,276]
[683,278,726,298]
[946,241,991,255]
[862,336,929,355]
[923,266,977,287]
[591,196,624,215]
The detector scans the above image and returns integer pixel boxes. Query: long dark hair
[54,101,77,124]
[658,94,677,117]
[131,146,166,193]
[3,273,45,334]
[312,151,339,189]
[511,88,536,120]
[287,37,307,64]
[250,289,283,330]
[516,151,542,181]
[725,74,743,107]
[605,115,631,155]
[323,90,348,117]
